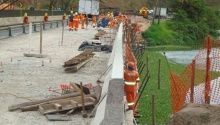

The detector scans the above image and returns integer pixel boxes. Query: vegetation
[136,48,186,125]
[142,0,220,46]
[137,1,220,124]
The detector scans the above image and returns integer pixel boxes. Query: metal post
[8,27,12,36]
[40,23,42,54]
[22,25,25,34]
[43,22,45,30]
[146,55,149,76]
[50,22,52,28]
[57,21,59,27]
[61,21,64,45]
[34,24,37,31]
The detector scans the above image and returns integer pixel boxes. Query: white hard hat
[70,11,73,14]
[75,12,78,15]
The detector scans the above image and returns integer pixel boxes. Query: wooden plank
[8,92,81,111]
[23,53,47,58]
[20,94,96,112]
[54,103,62,110]
[64,58,92,72]
[39,97,95,114]
[70,82,84,95]
[46,114,71,121]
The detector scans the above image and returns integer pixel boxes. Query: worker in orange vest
[44,13,48,22]
[23,13,29,24]
[68,11,74,31]
[92,15,97,28]
[80,13,85,29]
[124,62,139,113]
[74,12,80,31]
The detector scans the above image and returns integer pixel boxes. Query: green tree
[169,0,220,43]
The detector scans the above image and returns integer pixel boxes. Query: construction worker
[44,13,48,22]
[68,11,74,31]
[124,62,139,113]
[62,13,66,20]
[80,13,85,29]
[74,12,80,31]
[92,15,97,28]
[23,13,29,24]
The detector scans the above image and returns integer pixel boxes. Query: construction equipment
[139,7,149,18]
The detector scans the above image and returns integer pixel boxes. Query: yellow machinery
[139,7,149,17]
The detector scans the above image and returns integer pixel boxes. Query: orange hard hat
[127,62,135,69]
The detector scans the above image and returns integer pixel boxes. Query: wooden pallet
[63,49,95,72]
[39,97,96,115]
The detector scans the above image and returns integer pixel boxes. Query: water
[163,50,198,65]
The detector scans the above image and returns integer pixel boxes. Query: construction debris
[8,81,98,121]
[94,29,106,40]
[46,114,71,121]
[78,41,112,52]
[39,97,96,115]
[63,49,95,72]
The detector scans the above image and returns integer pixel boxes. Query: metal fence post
[8,27,12,36]
[34,24,37,31]
[50,22,53,28]
[57,21,59,27]
[23,25,25,34]
[43,22,45,30]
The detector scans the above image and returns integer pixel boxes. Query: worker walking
[124,62,139,113]
[74,12,80,31]
[80,13,85,29]
[92,15,97,28]
[68,11,74,31]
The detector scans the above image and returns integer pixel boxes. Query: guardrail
[0,20,68,38]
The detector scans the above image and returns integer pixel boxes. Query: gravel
[0,25,111,125]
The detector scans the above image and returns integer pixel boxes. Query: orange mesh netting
[170,36,220,113]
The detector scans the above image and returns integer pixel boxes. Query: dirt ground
[0,24,111,125]
[167,103,220,125]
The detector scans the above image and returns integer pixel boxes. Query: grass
[136,45,220,124]
[136,47,187,125]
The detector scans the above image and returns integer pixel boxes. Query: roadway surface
[0,22,111,125]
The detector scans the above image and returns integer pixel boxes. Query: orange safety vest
[124,69,139,92]
[92,15,97,25]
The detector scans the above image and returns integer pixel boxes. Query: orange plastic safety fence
[170,36,220,113]
[125,45,137,71]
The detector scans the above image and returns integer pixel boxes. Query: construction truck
[139,7,149,18]
[153,7,167,19]
[78,0,99,15]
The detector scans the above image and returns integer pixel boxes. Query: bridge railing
[0,20,68,39]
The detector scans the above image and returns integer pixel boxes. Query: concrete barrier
[92,23,124,125]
